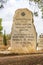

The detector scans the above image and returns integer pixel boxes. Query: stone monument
[11,8,37,53]
[38,34,43,50]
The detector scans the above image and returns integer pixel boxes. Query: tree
[6,34,11,40]
[28,0,43,18]
[0,18,3,35]
[0,0,8,9]
[3,30,7,46]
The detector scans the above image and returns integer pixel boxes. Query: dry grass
[0,45,9,51]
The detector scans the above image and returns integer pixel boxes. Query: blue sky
[0,0,43,36]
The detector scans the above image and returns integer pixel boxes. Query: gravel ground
[0,54,43,65]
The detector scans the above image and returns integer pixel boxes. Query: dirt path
[0,54,43,65]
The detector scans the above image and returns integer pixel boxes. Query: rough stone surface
[11,8,37,53]
[38,34,43,50]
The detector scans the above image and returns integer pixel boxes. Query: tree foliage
[0,0,8,8]
[0,18,3,35]
[29,0,43,18]
[3,30,7,46]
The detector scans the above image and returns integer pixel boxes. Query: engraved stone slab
[38,34,43,50]
[11,8,37,53]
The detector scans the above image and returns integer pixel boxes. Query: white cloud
[2,21,13,34]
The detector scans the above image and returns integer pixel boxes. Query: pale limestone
[11,8,37,53]
[38,34,43,50]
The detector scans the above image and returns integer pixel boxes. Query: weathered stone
[11,8,37,53]
[38,34,43,50]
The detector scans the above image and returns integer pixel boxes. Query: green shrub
[3,30,7,46]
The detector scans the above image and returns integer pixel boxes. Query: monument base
[9,45,36,54]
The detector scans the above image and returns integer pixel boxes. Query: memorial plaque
[11,8,37,53]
